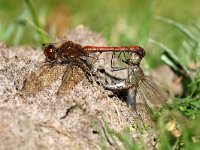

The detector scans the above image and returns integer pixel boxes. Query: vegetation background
[0,0,200,149]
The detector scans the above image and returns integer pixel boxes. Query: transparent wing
[135,87,155,124]
[138,76,169,108]
[57,64,86,96]
[22,64,66,94]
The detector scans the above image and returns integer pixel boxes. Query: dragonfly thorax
[128,65,144,84]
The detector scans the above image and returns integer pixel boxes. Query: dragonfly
[98,61,169,121]
[23,40,146,96]
[43,40,146,65]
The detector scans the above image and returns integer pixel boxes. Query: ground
[0,26,172,150]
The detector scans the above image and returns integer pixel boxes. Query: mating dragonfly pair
[23,40,169,113]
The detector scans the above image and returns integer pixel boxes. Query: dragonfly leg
[56,65,71,95]
[70,58,94,83]
[110,52,127,71]
[97,68,126,81]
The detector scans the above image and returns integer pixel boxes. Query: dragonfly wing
[135,87,155,123]
[22,64,66,94]
[138,76,169,108]
[57,64,86,96]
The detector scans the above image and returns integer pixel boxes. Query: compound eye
[136,47,146,58]
[44,44,56,60]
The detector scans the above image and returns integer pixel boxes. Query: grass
[0,0,49,46]
[0,0,200,149]
[101,6,200,150]
[146,17,200,149]
[24,0,48,44]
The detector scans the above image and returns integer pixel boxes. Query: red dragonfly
[43,40,146,65]
[23,40,145,96]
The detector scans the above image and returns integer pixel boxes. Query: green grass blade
[1,23,15,41]
[161,55,179,71]
[25,18,47,36]
[13,25,24,46]
[149,38,192,80]
[24,0,47,44]
[138,0,154,47]
[156,16,198,43]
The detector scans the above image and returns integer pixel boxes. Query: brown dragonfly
[23,40,145,96]
[98,59,170,122]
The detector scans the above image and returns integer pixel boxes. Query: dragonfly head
[43,44,56,60]
[135,46,146,58]
[124,46,146,65]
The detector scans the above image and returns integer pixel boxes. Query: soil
[0,25,163,150]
